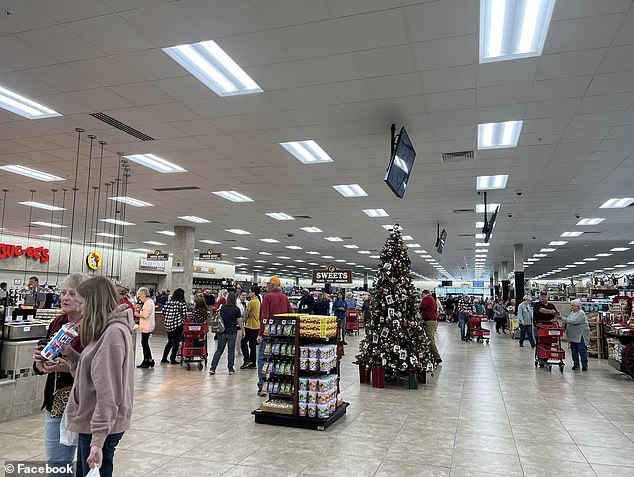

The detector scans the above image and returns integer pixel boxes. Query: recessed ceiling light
[101,218,135,226]
[271,262,283,266]
[286,245,302,250]
[565,265,577,268]
[363,208,389,218]
[321,255,334,259]
[258,252,272,256]
[549,241,567,246]
[583,258,598,261]
[96,232,121,238]
[561,231,583,237]
[200,239,221,245]
[475,243,490,247]
[300,227,323,233]
[595,253,612,257]
[335,259,346,263]
[226,229,251,235]
[599,198,634,209]
[306,251,320,255]
[614,264,627,268]
[31,221,66,229]
[540,248,556,252]
[406,244,422,248]
[325,237,343,242]
[527,258,539,262]
[576,218,605,226]
[480,0,556,63]
[259,238,280,243]
[254,259,267,263]
[610,247,630,252]
[277,256,291,260]
[533,253,547,258]
[265,212,294,221]
[0,165,65,181]
[89,242,114,248]
[308,262,319,266]
[478,121,522,149]
[343,245,359,249]
[604,267,616,270]
[346,262,356,266]
[475,233,490,240]
[178,215,209,224]
[475,249,488,253]
[39,234,66,240]
[475,254,487,258]
[109,196,153,207]
[476,175,509,190]
[402,235,414,241]
[125,154,186,173]
[370,255,380,259]
[18,201,65,211]
[157,230,175,236]
[163,40,262,96]
[281,140,333,164]
[419,254,432,258]
[332,184,367,198]
[232,246,249,251]
[573,262,586,265]
[213,191,253,203]
[294,259,305,263]
[132,248,152,252]
[358,251,371,254]
[475,203,500,213]
[235,256,249,260]
[144,241,165,246]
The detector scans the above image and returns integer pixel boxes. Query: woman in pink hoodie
[62,276,134,477]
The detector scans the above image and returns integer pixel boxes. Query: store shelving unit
[252,313,348,431]
[586,312,604,359]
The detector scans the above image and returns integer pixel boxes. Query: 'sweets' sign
[0,243,50,263]
[311,265,352,284]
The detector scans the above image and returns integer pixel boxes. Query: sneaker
[160,359,169,364]
[247,363,257,369]
[240,362,252,370]
[572,365,579,370]
[209,368,216,375]
[582,366,588,371]
[228,369,236,375]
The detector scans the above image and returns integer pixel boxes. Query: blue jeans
[210,333,237,371]
[337,317,346,340]
[570,336,588,367]
[257,337,268,391]
[76,432,124,477]
[459,313,468,339]
[519,325,535,347]
[44,411,76,476]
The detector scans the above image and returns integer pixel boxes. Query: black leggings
[163,325,183,362]
[495,317,506,332]
[240,328,258,364]
[141,332,153,360]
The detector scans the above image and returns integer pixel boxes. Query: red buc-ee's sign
[0,243,50,263]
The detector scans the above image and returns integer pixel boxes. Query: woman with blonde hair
[33,272,89,476]
[134,287,155,368]
[62,276,134,477]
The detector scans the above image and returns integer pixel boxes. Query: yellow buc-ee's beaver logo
[86,251,103,270]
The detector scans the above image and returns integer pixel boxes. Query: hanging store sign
[86,251,103,270]
[139,258,166,272]
[147,250,168,262]
[193,265,217,274]
[311,264,352,284]
[0,243,50,263]
[199,249,222,261]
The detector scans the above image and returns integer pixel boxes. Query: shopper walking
[32,273,89,476]
[517,296,536,348]
[563,299,591,371]
[209,292,245,375]
[240,286,261,369]
[420,290,442,364]
[298,289,315,314]
[257,277,293,395]
[313,293,329,315]
[486,298,494,321]
[61,276,134,477]
[134,287,155,368]
[213,289,228,313]
[493,298,507,334]
[333,291,348,344]
[457,294,473,341]
[474,298,484,315]
[160,288,188,364]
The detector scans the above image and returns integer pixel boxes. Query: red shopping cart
[468,314,490,344]
[535,322,565,372]
[345,308,360,336]
[179,318,208,371]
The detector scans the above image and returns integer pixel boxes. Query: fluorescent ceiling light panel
[0,85,62,119]
[306,251,320,255]
[226,229,251,235]
[476,243,490,247]
[475,254,488,258]
[96,232,121,238]
[335,259,346,263]
[475,249,489,253]
[157,231,175,237]
[325,237,343,242]
[0,165,64,181]
[480,0,556,63]
[475,203,501,213]
[31,221,66,229]
[549,241,567,246]
[259,238,280,243]
[101,218,135,226]
[162,40,261,96]
[294,259,305,263]
[18,201,65,211]
[125,154,186,173]
[109,196,153,207]
[478,121,522,149]
[576,218,605,226]
[583,258,598,261]
[200,240,221,245]
[595,253,612,257]
[540,248,556,252]
[258,252,272,256]
[213,191,253,203]
[599,198,634,209]
[573,262,586,265]
[39,234,66,240]
[476,174,509,190]
[89,242,114,248]
[363,208,389,218]
[343,245,359,249]
[610,247,630,252]
[300,227,322,233]
[133,248,152,253]
[286,245,302,250]
[144,241,165,246]
[615,264,627,268]
[281,140,333,164]
[321,256,334,259]
[332,184,367,197]
[533,253,547,257]
[254,260,267,263]
[402,235,414,241]
[277,256,291,259]
[235,256,249,260]
[358,251,371,254]
[561,231,583,237]
[265,212,294,221]
[177,216,209,224]
[232,246,249,251]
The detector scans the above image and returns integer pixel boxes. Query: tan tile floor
[1,322,633,476]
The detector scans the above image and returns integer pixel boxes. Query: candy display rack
[252,313,349,431]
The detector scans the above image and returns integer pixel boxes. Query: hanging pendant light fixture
[45,188,57,284]
[93,140,106,245]
[116,160,130,281]
[68,127,84,273]
[81,134,96,260]
[110,153,124,280]
[55,189,67,279]
[23,190,36,284]
[103,182,112,277]
[0,189,8,242]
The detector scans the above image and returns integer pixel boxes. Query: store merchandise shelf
[253,402,349,431]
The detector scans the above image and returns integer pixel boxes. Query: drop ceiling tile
[536,49,607,81]
[554,140,602,154]
[25,64,99,93]
[109,83,173,106]
[143,103,200,122]
[246,111,297,129]
[552,0,632,21]
[477,104,528,123]
[245,62,309,90]
[296,54,361,84]
[69,57,145,87]
[413,35,477,70]
[375,95,429,118]
[68,14,155,55]
[425,89,475,113]
[560,127,611,143]
[17,25,106,62]
[618,110,634,125]
[316,80,372,104]
[0,35,57,70]
[367,73,422,99]
[287,106,336,126]
[114,50,187,81]
[532,76,593,102]
[153,76,219,102]
[525,98,581,119]
[209,115,260,133]
[613,11,634,45]
[406,0,477,42]
[477,82,532,107]
[544,14,624,54]
[607,124,634,139]
[577,93,634,114]
[0,71,59,97]
[275,20,348,59]
[588,71,634,95]
[32,94,91,115]
[596,137,634,151]
[68,88,132,111]
[217,31,291,67]
[253,0,329,28]
[182,98,241,119]
[268,87,326,110]
[337,9,408,51]
[421,65,475,94]
[429,109,477,128]
[2,1,58,34]
[599,44,634,73]
[331,101,381,122]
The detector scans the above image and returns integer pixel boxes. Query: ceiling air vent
[154,186,200,192]
[442,150,474,163]
[89,112,154,141]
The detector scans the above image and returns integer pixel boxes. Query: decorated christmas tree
[356,225,433,379]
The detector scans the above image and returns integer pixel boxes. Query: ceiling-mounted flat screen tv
[385,127,416,199]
